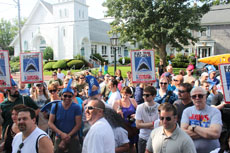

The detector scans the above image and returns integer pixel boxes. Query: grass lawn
[43,67,187,78]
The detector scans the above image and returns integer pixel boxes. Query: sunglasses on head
[178,90,187,93]
[160,116,172,121]
[17,142,24,153]
[49,90,57,93]
[63,95,73,98]
[191,94,204,99]
[160,82,167,85]
[143,94,151,97]
[86,106,103,110]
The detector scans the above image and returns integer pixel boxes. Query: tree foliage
[103,0,210,66]
[0,18,27,56]
[43,47,54,60]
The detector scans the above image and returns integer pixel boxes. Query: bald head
[191,86,207,96]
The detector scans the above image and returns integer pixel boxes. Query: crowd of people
[0,62,229,153]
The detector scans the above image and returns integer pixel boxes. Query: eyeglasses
[86,106,103,110]
[160,116,172,121]
[178,90,187,93]
[191,94,205,99]
[17,142,24,153]
[49,90,57,93]
[143,94,151,97]
[63,95,73,98]
[160,82,167,85]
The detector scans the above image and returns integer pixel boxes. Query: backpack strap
[36,134,47,153]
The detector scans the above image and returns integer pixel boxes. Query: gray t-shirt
[181,105,222,153]
[146,126,196,153]
[135,102,159,141]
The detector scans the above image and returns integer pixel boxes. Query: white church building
[10,0,131,62]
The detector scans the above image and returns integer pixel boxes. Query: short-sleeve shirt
[50,102,82,137]
[0,95,39,136]
[173,100,193,125]
[181,105,222,153]
[135,102,159,140]
[146,126,196,153]
[113,127,129,148]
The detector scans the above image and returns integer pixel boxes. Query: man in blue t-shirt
[48,79,82,153]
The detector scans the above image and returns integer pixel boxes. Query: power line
[23,17,114,26]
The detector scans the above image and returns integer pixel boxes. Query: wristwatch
[191,125,196,132]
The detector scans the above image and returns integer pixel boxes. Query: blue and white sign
[219,63,230,103]
[131,50,156,83]
[0,50,11,89]
[20,52,43,83]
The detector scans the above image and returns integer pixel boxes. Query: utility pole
[14,0,22,53]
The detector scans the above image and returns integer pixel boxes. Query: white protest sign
[131,50,156,83]
[20,52,43,83]
[0,50,11,89]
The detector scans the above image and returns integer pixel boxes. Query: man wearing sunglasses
[48,79,82,153]
[145,103,196,153]
[174,83,193,125]
[82,98,115,153]
[135,86,159,153]
[181,87,222,153]
[12,107,53,153]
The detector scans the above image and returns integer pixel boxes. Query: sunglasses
[17,142,24,153]
[63,95,73,98]
[49,90,57,93]
[178,90,187,93]
[174,79,178,82]
[191,94,205,99]
[160,82,167,85]
[160,116,172,121]
[143,94,151,97]
[105,75,110,77]
[86,106,103,110]
[80,77,85,79]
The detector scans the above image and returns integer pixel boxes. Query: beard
[18,123,27,132]
[10,91,20,98]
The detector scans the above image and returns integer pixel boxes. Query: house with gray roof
[10,0,131,63]
[167,4,230,59]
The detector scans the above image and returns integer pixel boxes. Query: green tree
[43,47,54,60]
[103,0,210,66]
[0,19,14,53]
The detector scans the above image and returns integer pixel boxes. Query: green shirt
[0,95,39,137]
[49,78,63,86]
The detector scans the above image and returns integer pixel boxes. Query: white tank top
[12,127,48,153]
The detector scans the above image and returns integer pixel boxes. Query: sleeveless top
[121,99,136,123]
[4,124,16,153]
[12,127,48,153]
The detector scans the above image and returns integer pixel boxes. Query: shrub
[172,53,189,68]
[91,53,106,63]
[74,54,88,65]
[52,60,67,69]
[43,47,54,60]
[11,56,19,62]
[10,61,20,72]
[118,57,131,65]
[43,62,56,71]
[67,60,84,69]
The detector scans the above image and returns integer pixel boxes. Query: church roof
[89,17,111,44]
[201,4,230,25]
[40,0,53,14]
